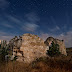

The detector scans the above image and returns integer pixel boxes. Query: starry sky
[0,0,72,47]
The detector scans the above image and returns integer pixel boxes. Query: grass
[0,47,72,72]
[0,55,72,72]
[66,47,72,56]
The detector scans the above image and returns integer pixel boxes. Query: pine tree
[47,41,61,57]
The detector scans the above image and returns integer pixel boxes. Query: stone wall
[44,37,67,56]
[10,34,67,63]
[10,34,48,63]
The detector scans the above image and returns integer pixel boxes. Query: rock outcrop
[44,37,67,56]
[9,34,48,63]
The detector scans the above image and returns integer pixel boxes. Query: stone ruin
[9,36,23,60]
[44,37,67,56]
[9,33,48,63]
[9,34,67,63]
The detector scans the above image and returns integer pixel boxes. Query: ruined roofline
[46,36,64,42]
[9,34,64,43]
[10,33,44,41]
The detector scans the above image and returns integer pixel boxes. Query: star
[63,3,65,6]
[44,10,47,13]
[52,3,55,5]
[41,9,44,12]
[30,3,33,6]
[8,2,11,5]
[67,3,69,6]
[59,3,61,5]
[38,3,41,6]
[11,10,14,13]
[71,3,72,5]
[13,4,16,7]
[66,0,69,1]
[34,0,37,2]
[46,5,48,7]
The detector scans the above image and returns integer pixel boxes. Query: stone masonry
[9,34,67,63]
[10,34,48,63]
[44,37,67,56]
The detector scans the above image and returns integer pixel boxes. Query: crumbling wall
[19,34,48,63]
[9,35,67,63]
[9,36,23,60]
[44,37,67,56]
[10,34,48,63]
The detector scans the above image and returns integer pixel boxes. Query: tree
[0,41,9,61]
[47,41,61,57]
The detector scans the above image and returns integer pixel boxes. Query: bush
[0,44,9,61]
[13,56,18,61]
[0,47,9,61]
[47,41,61,57]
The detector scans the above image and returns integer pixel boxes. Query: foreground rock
[44,37,67,56]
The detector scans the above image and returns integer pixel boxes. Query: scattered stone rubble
[9,34,67,63]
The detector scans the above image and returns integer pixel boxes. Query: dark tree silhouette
[47,41,61,57]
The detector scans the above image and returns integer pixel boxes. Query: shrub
[0,46,9,61]
[13,56,18,61]
[0,42,9,61]
[47,41,61,57]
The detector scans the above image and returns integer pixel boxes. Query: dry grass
[0,47,72,72]
[0,61,31,72]
[0,55,72,72]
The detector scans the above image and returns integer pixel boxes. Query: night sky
[0,0,72,47]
